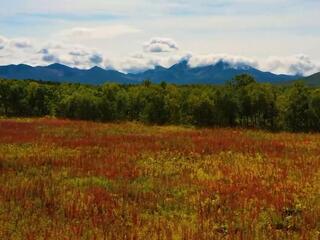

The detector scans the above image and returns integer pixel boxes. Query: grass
[0,118,319,239]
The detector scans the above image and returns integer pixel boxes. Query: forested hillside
[1,74,320,132]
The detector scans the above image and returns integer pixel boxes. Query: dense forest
[0,74,319,132]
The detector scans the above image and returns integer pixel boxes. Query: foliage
[1,75,320,131]
[0,118,319,239]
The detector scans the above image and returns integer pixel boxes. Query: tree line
[0,74,320,132]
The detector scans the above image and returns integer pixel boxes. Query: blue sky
[0,0,320,75]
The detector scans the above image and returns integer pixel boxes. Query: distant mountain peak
[89,66,104,71]
[47,63,70,70]
[13,64,33,70]
[212,60,252,70]
[179,59,189,65]
[154,65,166,70]
[212,60,230,69]
[189,60,252,71]
[169,60,189,70]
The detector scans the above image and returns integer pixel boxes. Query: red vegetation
[0,118,319,239]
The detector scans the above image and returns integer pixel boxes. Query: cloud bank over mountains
[39,43,105,68]
[1,1,319,76]
[0,32,319,76]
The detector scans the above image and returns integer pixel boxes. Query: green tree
[187,90,215,126]
[230,74,256,89]
[58,87,100,120]
[164,85,182,124]
[230,74,257,127]
[246,83,278,129]
[282,82,312,131]
[141,86,169,124]
[26,82,52,116]
[99,84,129,121]
[214,88,238,126]
[309,89,320,131]
[7,81,29,116]
[0,80,11,115]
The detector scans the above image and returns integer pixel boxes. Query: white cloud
[116,52,190,73]
[0,34,108,69]
[263,55,320,76]
[10,38,33,49]
[143,38,179,53]
[39,43,105,68]
[0,36,8,50]
[185,53,320,76]
[188,54,258,69]
[0,36,33,51]
[117,52,320,76]
[118,58,157,73]
[58,25,141,41]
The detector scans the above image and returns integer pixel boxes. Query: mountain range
[0,60,304,85]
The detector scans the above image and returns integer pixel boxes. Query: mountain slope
[303,72,320,86]
[0,63,134,84]
[0,61,300,85]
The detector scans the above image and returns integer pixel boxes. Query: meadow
[0,118,319,239]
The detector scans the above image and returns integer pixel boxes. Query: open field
[0,118,319,239]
